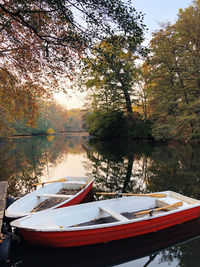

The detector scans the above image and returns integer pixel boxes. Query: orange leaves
[0,67,52,133]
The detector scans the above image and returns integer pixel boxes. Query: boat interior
[12,191,200,229]
[75,198,182,227]
[7,179,90,216]
[32,181,87,212]
[57,191,200,228]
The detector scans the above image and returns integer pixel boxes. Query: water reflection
[1,136,200,266]
[83,139,155,199]
[5,218,200,267]
[0,135,89,198]
[84,140,200,200]
[147,143,200,199]
[2,136,200,200]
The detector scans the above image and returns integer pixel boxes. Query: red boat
[6,176,94,219]
[10,191,200,247]
[8,218,200,267]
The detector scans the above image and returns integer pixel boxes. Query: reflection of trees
[0,138,49,197]
[83,140,200,200]
[0,135,88,198]
[2,135,200,203]
[146,143,200,199]
[83,139,155,198]
[158,238,200,267]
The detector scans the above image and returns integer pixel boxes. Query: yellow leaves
[46,128,55,135]
[46,135,55,142]
[178,8,183,14]
[0,68,49,134]
[119,50,127,59]
[95,40,113,51]
[101,41,106,47]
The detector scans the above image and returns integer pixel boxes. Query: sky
[132,0,192,39]
[55,0,193,110]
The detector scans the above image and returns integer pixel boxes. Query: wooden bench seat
[100,206,129,222]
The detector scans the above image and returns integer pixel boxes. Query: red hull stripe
[20,206,200,247]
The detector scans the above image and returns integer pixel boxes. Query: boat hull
[20,205,200,247]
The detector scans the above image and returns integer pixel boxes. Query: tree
[135,63,152,119]
[85,109,152,139]
[80,26,151,139]
[65,109,84,132]
[148,0,200,141]
[13,100,69,135]
[147,24,184,140]
[0,0,145,89]
[82,34,146,116]
[0,69,45,135]
[0,0,145,136]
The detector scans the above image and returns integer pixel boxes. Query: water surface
[1,135,200,266]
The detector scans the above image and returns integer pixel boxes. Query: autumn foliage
[0,0,143,136]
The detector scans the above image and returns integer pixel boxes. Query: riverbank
[4,131,89,139]
[1,131,199,145]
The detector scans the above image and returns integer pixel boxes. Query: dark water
[1,134,200,266]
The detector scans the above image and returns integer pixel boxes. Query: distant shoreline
[5,131,89,139]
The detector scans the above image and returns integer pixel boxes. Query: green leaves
[86,109,152,139]
[81,35,144,116]
[147,1,200,142]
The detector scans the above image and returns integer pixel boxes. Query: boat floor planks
[75,216,117,227]
[75,209,167,227]
[31,188,79,212]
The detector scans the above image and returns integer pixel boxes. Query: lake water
[1,134,200,267]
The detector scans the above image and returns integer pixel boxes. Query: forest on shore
[13,104,84,136]
[1,1,200,142]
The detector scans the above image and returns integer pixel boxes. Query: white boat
[6,176,94,219]
[10,191,200,247]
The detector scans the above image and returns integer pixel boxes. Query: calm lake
[1,134,200,267]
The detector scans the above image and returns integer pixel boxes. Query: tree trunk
[122,87,134,116]
[122,154,134,192]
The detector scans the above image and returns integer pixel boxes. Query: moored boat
[10,191,200,247]
[8,218,200,267]
[6,176,94,219]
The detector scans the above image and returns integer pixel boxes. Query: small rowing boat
[6,176,94,219]
[9,218,200,266]
[10,191,200,247]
